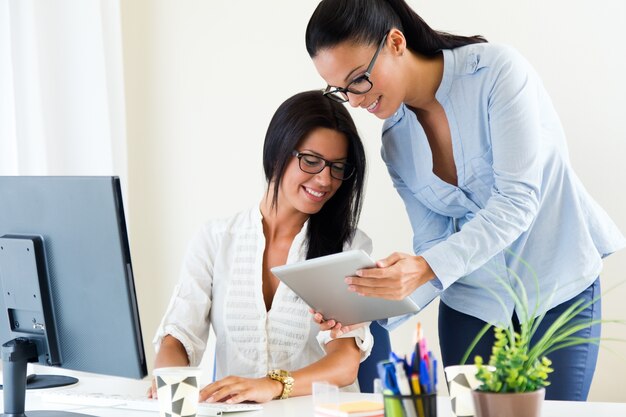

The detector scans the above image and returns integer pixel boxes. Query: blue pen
[410,350,418,374]
[419,358,431,394]
[394,362,418,417]
[432,358,438,393]
[379,360,401,395]
[377,361,393,391]
[390,351,411,382]
[428,352,435,392]
[389,351,402,363]
[380,362,406,417]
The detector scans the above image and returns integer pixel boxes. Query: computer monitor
[0,176,147,416]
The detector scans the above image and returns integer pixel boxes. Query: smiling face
[313,33,407,120]
[277,127,349,216]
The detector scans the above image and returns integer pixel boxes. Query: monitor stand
[0,373,78,391]
[1,338,92,417]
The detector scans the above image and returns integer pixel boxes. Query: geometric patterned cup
[153,366,202,417]
[444,365,485,417]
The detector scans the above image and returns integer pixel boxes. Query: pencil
[411,373,425,417]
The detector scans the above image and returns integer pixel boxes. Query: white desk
[7,372,626,417]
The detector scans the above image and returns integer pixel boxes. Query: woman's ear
[388,28,407,57]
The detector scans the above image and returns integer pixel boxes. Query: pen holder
[383,392,437,417]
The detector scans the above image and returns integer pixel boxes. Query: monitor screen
[0,176,147,415]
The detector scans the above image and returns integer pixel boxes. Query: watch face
[270,369,291,379]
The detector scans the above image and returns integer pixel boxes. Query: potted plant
[460,256,623,417]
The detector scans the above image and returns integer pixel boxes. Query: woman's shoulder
[345,228,373,254]
[382,102,410,139]
[181,207,262,267]
[450,43,532,74]
[452,42,523,60]
[194,206,261,244]
[353,227,371,241]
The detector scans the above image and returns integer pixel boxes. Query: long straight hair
[306,0,486,57]
[263,90,367,259]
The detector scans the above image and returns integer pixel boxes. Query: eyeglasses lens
[298,154,354,180]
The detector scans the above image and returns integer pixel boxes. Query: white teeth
[367,99,379,110]
[305,187,325,198]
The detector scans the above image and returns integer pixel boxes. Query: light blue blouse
[380,43,625,327]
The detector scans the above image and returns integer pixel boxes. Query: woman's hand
[199,376,282,404]
[309,308,367,338]
[346,253,435,300]
[146,379,157,398]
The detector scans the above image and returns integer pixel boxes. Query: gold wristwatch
[267,369,294,399]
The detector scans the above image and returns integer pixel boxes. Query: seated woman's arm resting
[199,337,361,404]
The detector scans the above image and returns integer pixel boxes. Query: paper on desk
[315,400,384,417]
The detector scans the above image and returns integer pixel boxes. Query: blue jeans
[438,278,601,400]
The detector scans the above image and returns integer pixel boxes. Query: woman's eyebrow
[344,64,365,83]
[300,149,348,161]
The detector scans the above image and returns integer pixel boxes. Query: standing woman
[151,90,373,403]
[305,0,625,401]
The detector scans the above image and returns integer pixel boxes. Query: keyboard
[39,389,263,416]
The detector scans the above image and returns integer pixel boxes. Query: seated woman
[150,90,373,404]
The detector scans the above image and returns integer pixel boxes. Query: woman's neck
[259,192,309,243]
[403,51,444,112]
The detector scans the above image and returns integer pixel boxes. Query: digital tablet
[271,249,436,325]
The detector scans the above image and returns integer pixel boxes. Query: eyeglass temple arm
[323,32,387,96]
[365,32,389,76]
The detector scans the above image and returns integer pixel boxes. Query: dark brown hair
[263,90,367,259]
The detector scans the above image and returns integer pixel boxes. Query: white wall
[121,0,626,401]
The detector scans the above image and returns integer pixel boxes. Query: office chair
[358,321,391,393]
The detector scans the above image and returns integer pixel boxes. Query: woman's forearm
[154,334,190,369]
[289,337,361,396]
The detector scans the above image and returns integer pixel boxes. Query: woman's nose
[347,92,365,108]
[315,165,333,185]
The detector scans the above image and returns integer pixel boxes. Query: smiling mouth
[304,186,327,199]
[365,97,380,111]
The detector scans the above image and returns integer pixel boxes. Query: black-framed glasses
[292,150,355,181]
[323,32,389,103]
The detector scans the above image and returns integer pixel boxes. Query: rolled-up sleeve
[316,325,374,363]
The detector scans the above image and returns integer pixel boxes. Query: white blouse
[153,206,374,391]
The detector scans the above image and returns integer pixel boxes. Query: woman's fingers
[346,255,435,299]
[310,309,337,330]
[201,379,237,403]
[374,251,410,268]
[201,376,277,404]
[146,380,157,398]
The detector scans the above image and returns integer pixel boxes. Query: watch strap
[267,369,294,399]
